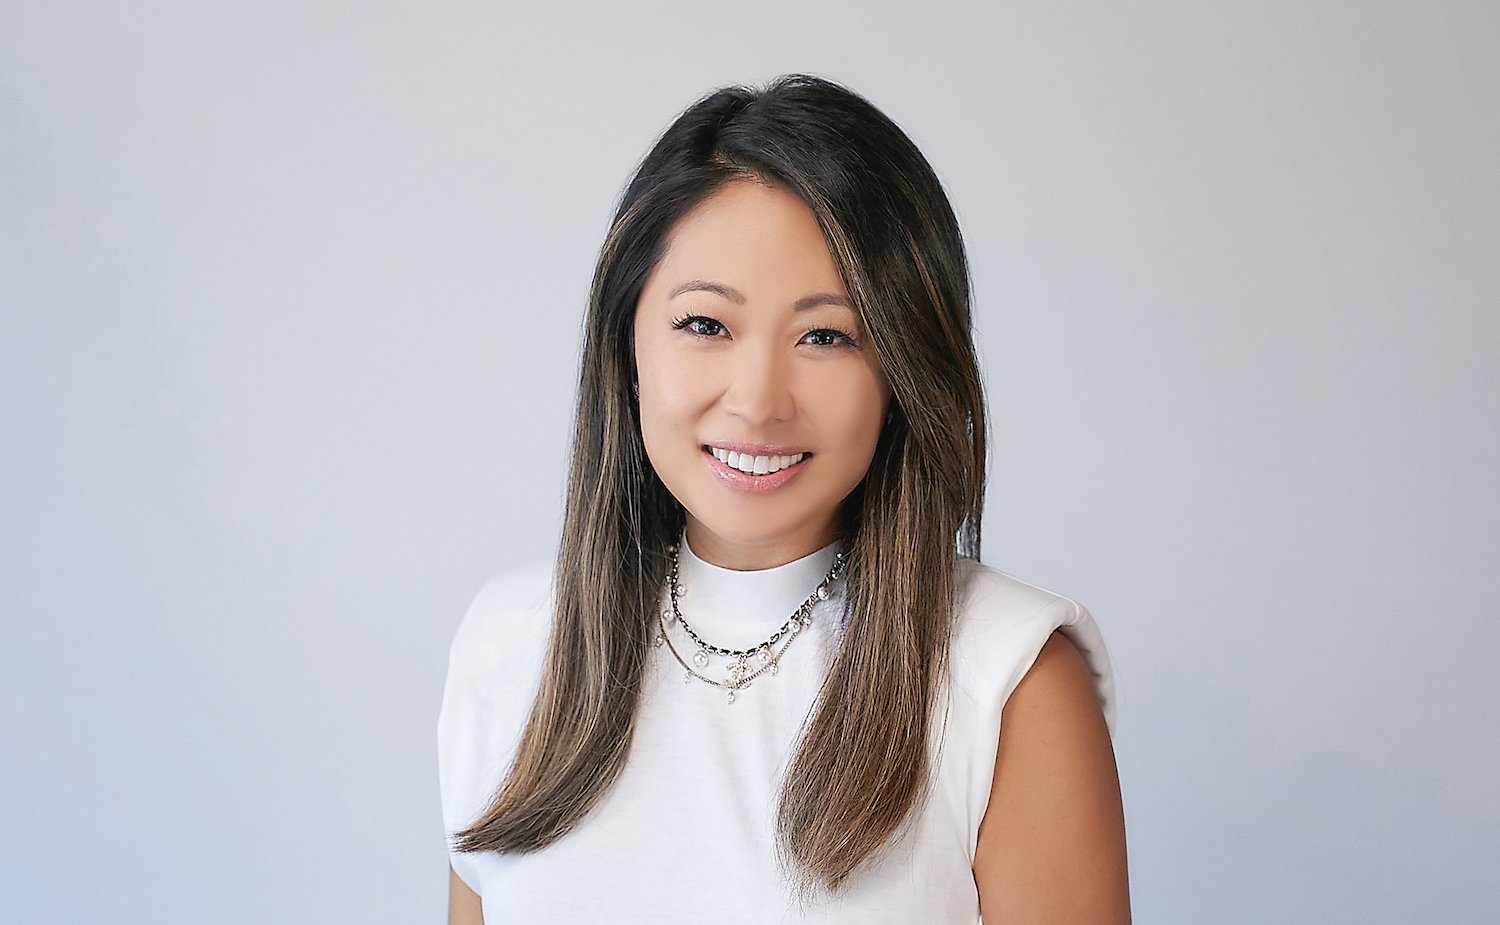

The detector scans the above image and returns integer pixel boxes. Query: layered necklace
[653,540,847,705]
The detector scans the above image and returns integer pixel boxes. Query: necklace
[653,541,846,705]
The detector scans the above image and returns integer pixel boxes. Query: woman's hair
[451,73,987,896]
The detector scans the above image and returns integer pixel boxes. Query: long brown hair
[452,73,987,896]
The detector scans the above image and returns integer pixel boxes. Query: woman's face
[633,179,891,570]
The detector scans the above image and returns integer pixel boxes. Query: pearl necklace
[653,541,847,705]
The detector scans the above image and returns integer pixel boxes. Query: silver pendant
[726,690,736,704]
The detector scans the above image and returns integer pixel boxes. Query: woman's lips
[701,446,811,494]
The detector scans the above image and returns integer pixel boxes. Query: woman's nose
[721,344,795,425]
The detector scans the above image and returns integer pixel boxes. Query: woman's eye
[803,328,858,348]
[671,315,724,338]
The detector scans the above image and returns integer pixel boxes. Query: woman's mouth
[705,446,809,476]
[700,445,813,493]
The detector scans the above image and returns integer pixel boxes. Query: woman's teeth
[709,447,806,475]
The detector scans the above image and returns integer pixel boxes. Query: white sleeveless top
[438,534,1117,923]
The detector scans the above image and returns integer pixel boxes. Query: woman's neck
[683,516,840,571]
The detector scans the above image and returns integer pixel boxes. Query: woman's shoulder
[953,558,1081,625]
[949,557,1117,735]
[446,558,556,684]
[437,559,555,837]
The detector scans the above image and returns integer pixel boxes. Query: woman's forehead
[644,182,849,307]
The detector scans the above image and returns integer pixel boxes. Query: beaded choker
[653,540,847,705]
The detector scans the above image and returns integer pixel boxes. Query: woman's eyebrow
[668,279,853,312]
[669,279,745,303]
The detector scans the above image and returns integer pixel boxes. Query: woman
[438,74,1129,923]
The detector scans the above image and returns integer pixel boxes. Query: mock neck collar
[672,528,843,649]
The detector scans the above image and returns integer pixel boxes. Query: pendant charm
[692,648,709,667]
[769,662,779,675]
[817,586,829,600]
[758,646,771,663]
[653,633,664,647]
[726,690,736,705]
[663,608,675,625]
[683,671,692,684]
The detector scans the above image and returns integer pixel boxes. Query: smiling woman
[438,74,1128,924]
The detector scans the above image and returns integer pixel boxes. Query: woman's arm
[972,630,1131,923]
[448,863,484,925]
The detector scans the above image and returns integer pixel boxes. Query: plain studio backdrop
[2,2,1495,922]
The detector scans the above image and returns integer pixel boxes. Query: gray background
[3,2,1495,922]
